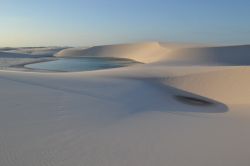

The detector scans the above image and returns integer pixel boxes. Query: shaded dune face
[171,93,228,113]
[150,80,228,113]
[165,68,250,105]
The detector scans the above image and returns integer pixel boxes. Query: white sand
[0,42,250,166]
[2,47,67,57]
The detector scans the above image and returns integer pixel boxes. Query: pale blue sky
[1,0,250,46]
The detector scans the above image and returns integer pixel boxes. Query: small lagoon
[25,57,139,72]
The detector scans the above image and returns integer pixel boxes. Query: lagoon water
[25,57,138,72]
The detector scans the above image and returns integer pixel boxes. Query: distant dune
[0,51,34,58]
[6,47,68,57]
[157,45,250,66]
[55,42,169,63]
[56,42,250,66]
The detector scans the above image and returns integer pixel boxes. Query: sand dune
[56,42,250,65]
[55,42,169,63]
[156,45,250,66]
[5,47,67,57]
[0,51,33,58]
[0,46,66,58]
[0,51,55,70]
[0,42,250,166]
[54,42,250,105]
[161,67,250,105]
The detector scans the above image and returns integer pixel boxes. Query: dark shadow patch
[175,95,214,106]
[139,78,229,113]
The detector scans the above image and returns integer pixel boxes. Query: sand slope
[164,67,250,105]
[0,42,250,166]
